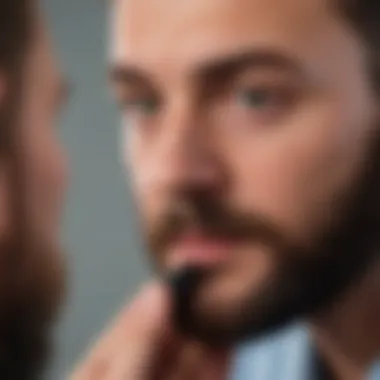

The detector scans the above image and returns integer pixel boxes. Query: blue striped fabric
[229,323,380,380]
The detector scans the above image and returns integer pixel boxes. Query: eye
[123,96,160,116]
[236,88,279,110]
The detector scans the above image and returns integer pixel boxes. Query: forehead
[110,0,359,79]
[111,0,362,91]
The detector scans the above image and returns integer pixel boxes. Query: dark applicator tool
[167,266,205,336]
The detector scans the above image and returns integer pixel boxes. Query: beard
[145,133,380,348]
[0,226,65,380]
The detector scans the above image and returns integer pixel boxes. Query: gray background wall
[41,1,148,378]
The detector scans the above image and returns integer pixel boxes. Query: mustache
[148,193,290,255]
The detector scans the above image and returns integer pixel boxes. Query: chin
[170,255,345,347]
[172,271,281,346]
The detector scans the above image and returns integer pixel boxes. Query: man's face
[111,0,379,344]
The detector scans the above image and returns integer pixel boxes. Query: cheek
[37,143,67,206]
[23,125,68,233]
[123,126,164,221]
[224,100,371,244]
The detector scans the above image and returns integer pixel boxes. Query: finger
[113,284,171,376]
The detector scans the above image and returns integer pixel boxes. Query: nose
[144,99,225,198]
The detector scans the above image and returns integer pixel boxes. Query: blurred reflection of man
[0,2,69,379]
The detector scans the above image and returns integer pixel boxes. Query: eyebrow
[109,48,305,87]
[194,49,305,81]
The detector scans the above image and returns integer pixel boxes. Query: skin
[73,0,380,379]
[20,18,68,244]
[0,16,68,244]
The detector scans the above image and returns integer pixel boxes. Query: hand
[70,282,230,380]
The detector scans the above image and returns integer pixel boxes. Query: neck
[310,261,380,380]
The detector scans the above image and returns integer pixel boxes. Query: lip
[167,232,235,268]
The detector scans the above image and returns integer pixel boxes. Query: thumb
[111,282,174,379]
[70,281,174,380]
[123,282,170,335]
